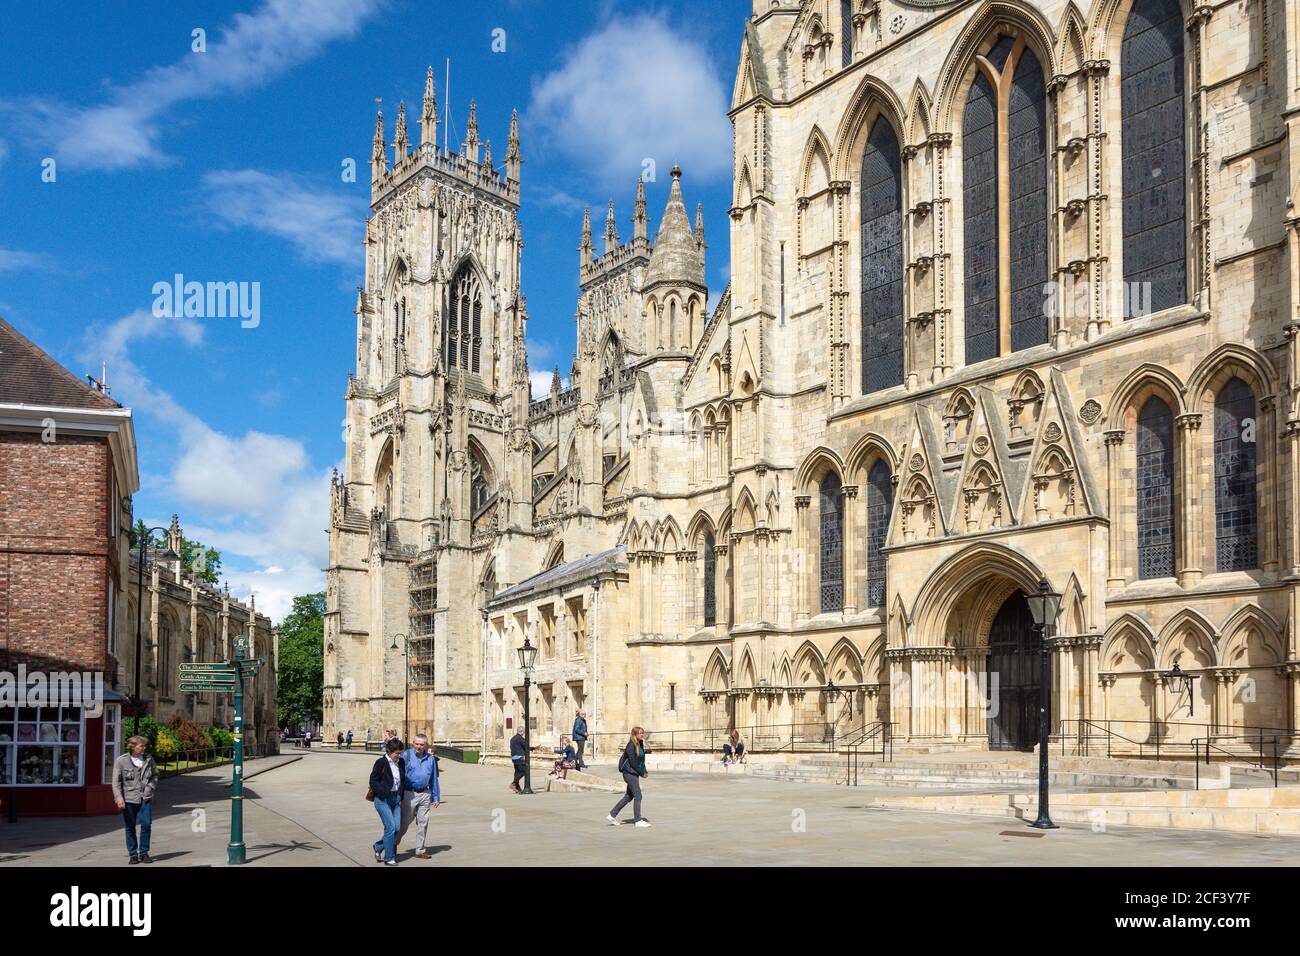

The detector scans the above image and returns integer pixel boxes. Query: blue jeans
[121,800,152,859]
[372,796,400,862]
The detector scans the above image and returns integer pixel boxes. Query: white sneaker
[606,815,619,825]
[634,819,652,828]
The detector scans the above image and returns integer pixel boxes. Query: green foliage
[205,726,234,750]
[129,521,221,585]
[125,714,160,753]
[168,715,210,752]
[277,592,326,726]
[154,728,179,760]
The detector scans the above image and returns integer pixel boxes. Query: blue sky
[0,0,749,621]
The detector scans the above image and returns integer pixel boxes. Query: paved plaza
[2,751,1298,867]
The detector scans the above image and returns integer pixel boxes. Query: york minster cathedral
[325,0,1300,758]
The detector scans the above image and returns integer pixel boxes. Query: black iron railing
[1058,718,1293,763]
[844,721,895,785]
[1192,732,1286,789]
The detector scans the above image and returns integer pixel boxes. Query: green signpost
[177,637,265,866]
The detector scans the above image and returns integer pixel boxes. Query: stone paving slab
[1,752,1297,867]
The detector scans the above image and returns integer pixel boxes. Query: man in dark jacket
[571,711,589,770]
[509,727,530,793]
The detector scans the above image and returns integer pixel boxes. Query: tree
[277,592,325,727]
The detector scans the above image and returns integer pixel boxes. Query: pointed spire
[695,202,706,249]
[633,175,648,241]
[482,139,492,178]
[603,199,619,254]
[647,165,704,288]
[393,100,409,164]
[579,204,593,270]
[464,98,479,162]
[505,109,521,181]
[552,366,561,396]
[371,107,387,181]
[421,65,438,148]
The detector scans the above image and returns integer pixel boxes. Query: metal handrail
[845,722,896,786]
[1058,718,1294,762]
[582,721,853,756]
[1191,732,1285,789]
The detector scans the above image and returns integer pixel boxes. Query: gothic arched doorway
[986,591,1037,751]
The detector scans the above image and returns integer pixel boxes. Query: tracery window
[444,265,483,373]
[819,472,844,612]
[861,117,904,393]
[1121,0,1186,315]
[865,460,893,607]
[470,456,490,514]
[841,0,853,67]
[1135,396,1175,578]
[1214,377,1258,572]
[962,34,1049,365]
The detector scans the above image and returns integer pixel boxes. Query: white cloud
[529,370,569,401]
[528,15,733,188]
[3,0,384,171]
[201,169,362,265]
[80,309,328,622]
[0,248,55,271]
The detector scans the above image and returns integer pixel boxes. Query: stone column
[794,495,812,621]
[1104,429,1126,586]
[1176,413,1203,586]
[1260,395,1280,572]
[841,484,859,613]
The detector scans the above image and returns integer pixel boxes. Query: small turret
[370,108,387,182]
[579,205,592,269]
[506,109,521,182]
[647,166,705,289]
[393,100,409,164]
[421,66,438,149]
[603,199,620,254]
[695,202,706,251]
[633,176,648,241]
[464,98,480,163]
[482,139,493,180]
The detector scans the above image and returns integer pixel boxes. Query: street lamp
[390,633,409,745]
[1163,662,1197,717]
[131,525,179,736]
[1024,578,1063,830]
[517,636,538,795]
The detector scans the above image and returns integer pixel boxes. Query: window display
[0,705,85,786]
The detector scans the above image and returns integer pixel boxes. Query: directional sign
[179,676,236,688]
[180,662,236,672]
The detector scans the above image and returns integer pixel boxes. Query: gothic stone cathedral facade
[325,0,1300,758]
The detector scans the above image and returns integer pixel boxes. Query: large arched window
[1121,0,1186,315]
[962,35,1049,364]
[819,472,844,612]
[1213,377,1258,571]
[861,117,904,393]
[865,459,893,607]
[444,265,483,373]
[702,531,716,627]
[1135,395,1175,578]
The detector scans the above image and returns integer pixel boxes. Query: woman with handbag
[605,726,650,828]
[368,737,406,865]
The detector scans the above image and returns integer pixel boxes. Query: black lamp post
[1025,578,1062,830]
[390,632,409,745]
[131,525,179,736]
[517,636,537,795]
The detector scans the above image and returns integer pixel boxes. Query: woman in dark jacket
[369,737,406,864]
[606,726,650,827]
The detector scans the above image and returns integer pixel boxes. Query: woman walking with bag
[368,737,406,865]
[606,726,650,828]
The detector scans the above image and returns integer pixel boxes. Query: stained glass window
[963,69,999,365]
[861,117,904,393]
[841,0,853,67]
[1214,377,1258,571]
[1122,0,1186,316]
[866,460,893,607]
[820,472,844,612]
[703,531,716,627]
[1136,396,1175,578]
[1007,45,1048,352]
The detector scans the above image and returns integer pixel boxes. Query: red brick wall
[0,431,109,673]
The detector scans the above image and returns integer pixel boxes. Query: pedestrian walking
[337,731,344,750]
[368,737,406,865]
[112,735,159,864]
[396,733,441,859]
[303,728,312,749]
[572,710,589,770]
[606,726,650,828]
[509,726,529,793]
[345,730,354,750]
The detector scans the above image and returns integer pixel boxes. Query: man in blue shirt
[572,711,589,770]
[396,733,441,860]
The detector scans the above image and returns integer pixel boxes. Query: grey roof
[647,169,705,289]
[489,545,627,606]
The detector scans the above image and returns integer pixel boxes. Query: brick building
[0,316,138,814]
